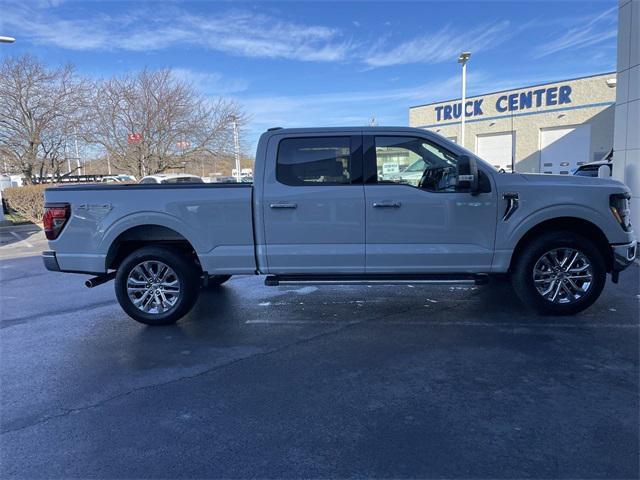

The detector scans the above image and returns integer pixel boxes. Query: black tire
[205,275,232,287]
[115,246,200,326]
[511,231,606,315]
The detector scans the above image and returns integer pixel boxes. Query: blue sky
[0,0,618,150]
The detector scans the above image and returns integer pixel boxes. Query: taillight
[43,203,70,240]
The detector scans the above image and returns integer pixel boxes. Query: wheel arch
[105,224,202,273]
[508,217,612,272]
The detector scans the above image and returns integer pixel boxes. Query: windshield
[405,160,425,172]
[574,166,599,177]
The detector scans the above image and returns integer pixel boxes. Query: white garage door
[540,125,591,175]
[476,132,514,172]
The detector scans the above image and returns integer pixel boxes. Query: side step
[265,273,490,287]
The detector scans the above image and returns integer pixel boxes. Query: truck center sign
[434,84,573,122]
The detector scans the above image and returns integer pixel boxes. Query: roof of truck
[263,126,429,135]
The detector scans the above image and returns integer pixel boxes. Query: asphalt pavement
[0,246,639,479]
[0,224,48,260]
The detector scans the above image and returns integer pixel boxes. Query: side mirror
[457,154,479,195]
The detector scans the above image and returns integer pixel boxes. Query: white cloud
[172,68,249,96]
[3,2,615,70]
[0,3,351,63]
[531,7,617,59]
[362,21,512,67]
[1,2,518,68]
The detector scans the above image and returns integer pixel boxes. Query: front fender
[490,203,623,273]
[499,203,617,251]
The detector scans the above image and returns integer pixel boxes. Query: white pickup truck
[42,127,636,325]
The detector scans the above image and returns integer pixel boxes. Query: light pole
[231,118,241,182]
[0,36,15,43]
[457,51,471,147]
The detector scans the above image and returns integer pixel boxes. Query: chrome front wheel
[533,248,593,304]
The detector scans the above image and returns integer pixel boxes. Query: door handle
[270,203,297,209]
[372,202,401,208]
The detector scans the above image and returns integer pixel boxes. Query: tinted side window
[374,136,459,192]
[277,137,352,186]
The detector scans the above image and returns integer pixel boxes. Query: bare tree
[0,55,91,183]
[89,69,245,177]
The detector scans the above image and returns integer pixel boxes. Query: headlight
[610,193,632,232]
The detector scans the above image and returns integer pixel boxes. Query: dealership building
[409,72,617,174]
[613,0,639,231]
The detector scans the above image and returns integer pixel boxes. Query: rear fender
[99,212,205,266]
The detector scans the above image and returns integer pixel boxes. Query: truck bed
[44,183,256,275]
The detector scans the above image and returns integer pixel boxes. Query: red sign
[127,133,142,144]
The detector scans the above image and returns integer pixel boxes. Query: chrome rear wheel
[533,248,593,304]
[116,246,200,325]
[127,260,181,314]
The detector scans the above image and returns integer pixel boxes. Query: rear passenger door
[262,134,365,274]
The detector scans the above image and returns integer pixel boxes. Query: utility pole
[232,118,241,182]
[74,126,81,176]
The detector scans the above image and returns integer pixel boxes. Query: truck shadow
[105,267,638,379]
[126,266,638,356]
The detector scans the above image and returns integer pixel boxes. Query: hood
[517,172,627,189]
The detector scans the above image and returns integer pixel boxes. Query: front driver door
[262,134,365,274]
[364,135,497,273]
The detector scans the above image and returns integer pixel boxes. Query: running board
[264,273,490,287]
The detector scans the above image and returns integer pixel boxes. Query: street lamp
[231,118,241,182]
[457,51,471,147]
[0,36,16,43]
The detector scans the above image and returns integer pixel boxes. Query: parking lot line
[9,231,34,248]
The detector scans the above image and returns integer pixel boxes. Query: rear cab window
[276,136,361,186]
